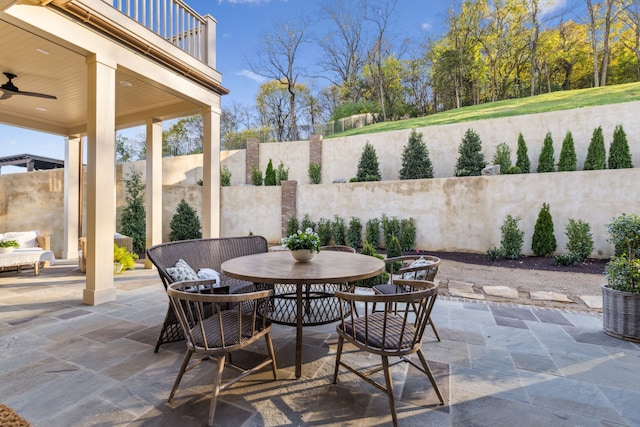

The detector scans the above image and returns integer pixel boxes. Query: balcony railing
[111,0,212,64]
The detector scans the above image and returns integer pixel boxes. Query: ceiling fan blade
[0,90,12,100]
[13,90,57,100]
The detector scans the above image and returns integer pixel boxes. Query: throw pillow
[166,259,198,282]
[404,256,435,280]
[197,268,220,284]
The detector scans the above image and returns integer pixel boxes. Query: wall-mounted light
[120,80,133,87]
[36,48,50,55]
[36,107,47,112]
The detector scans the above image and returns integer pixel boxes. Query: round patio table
[221,250,384,378]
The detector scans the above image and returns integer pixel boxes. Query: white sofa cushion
[2,231,39,248]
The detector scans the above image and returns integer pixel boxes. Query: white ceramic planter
[291,249,315,262]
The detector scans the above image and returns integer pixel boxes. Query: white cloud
[540,0,567,17]
[236,69,268,83]
[421,22,431,32]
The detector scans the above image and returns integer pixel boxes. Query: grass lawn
[327,81,640,138]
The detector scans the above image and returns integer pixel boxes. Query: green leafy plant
[492,142,512,174]
[308,162,322,184]
[276,161,289,184]
[385,235,403,273]
[583,126,607,170]
[553,253,581,266]
[365,218,380,248]
[486,247,504,261]
[280,228,321,253]
[301,214,315,233]
[607,213,640,261]
[169,199,202,241]
[251,165,263,186]
[400,218,416,251]
[381,214,400,248]
[557,131,577,172]
[353,241,389,287]
[608,124,633,169]
[500,215,524,260]
[532,203,557,257]
[317,218,332,245]
[565,219,594,261]
[537,132,555,173]
[399,129,433,179]
[332,214,346,245]
[286,216,299,238]
[605,213,640,293]
[505,165,521,174]
[356,142,381,182]
[0,239,19,248]
[120,169,146,254]
[515,132,530,173]
[264,159,277,186]
[220,166,232,186]
[114,243,138,273]
[454,128,486,176]
[347,217,362,249]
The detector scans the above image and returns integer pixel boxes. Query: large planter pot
[290,249,315,262]
[602,284,640,343]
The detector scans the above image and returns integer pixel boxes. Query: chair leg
[333,336,344,384]
[429,316,441,341]
[168,349,194,402]
[207,354,226,427]
[416,348,444,405]
[381,355,398,427]
[265,333,278,380]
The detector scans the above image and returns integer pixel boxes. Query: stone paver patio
[1,261,638,426]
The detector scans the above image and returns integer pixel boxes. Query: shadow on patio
[1,261,638,426]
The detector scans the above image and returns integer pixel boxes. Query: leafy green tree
[119,170,146,254]
[308,162,321,184]
[169,199,202,241]
[264,159,277,186]
[400,218,416,251]
[317,218,332,245]
[399,129,433,179]
[365,218,380,248]
[454,129,486,176]
[251,166,263,186]
[565,219,594,260]
[583,126,607,170]
[537,132,555,173]
[608,124,633,169]
[557,131,577,172]
[332,215,346,245]
[356,142,381,182]
[532,203,557,257]
[220,166,232,186]
[276,161,289,184]
[385,235,403,273]
[500,215,524,260]
[492,142,512,174]
[515,133,530,173]
[347,217,362,249]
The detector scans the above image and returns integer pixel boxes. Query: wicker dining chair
[166,280,278,427]
[373,255,441,341]
[333,279,444,427]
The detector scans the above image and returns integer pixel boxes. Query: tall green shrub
[251,166,263,186]
[317,218,332,245]
[381,214,400,248]
[557,131,577,172]
[500,215,524,259]
[356,142,381,182]
[264,159,277,186]
[276,161,289,184]
[332,214,346,245]
[353,242,388,287]
[454,128,486,176]
[537,132,555,173]
[286,216,299,237]
[120,169,146,254]
[565,219,594,260]
[400,218,416,251]
[220,165,232,186]
[169,199,202,241]
[308,162,321,184]
[347,217,362,248]
[608,124,633,169]
[365,218,380,248]
[583,126,607,170]
[301,214,315,233]
[532,203,557,257]
[385,235,403,273]
[399,129,433,179]
[516,132,530,173]
[492,142,512,174]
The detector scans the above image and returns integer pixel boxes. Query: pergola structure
[0,0,227,304]
[0,153,65,172]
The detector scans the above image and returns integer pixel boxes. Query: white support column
[201,106,221,238]
[63,135,81,259]
[145,118,163,269]
[83,54,117,305]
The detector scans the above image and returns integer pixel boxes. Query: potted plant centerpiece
[281,228,321,262]
[602,213,640,342]
[0,239,19,254]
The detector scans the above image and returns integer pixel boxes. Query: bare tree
[248,15,312,141]
[316,0,368,103]
[586,0,617,87]
[365,0,398,122]
[618,0,640,80]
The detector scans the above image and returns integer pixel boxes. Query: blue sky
[0,0,570,172]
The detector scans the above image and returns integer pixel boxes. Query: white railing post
[204,15,216,68]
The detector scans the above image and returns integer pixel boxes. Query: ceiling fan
[0,72,57,100]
